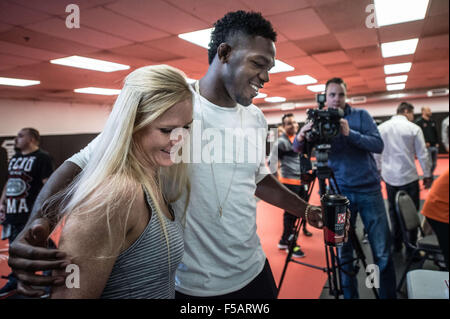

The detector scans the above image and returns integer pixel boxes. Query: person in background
[294,77,397,299]
[270,113,311,259]
[420,169,449,270]
[415,107,440,177]
[374,102,432,257]
[0,128,53,298]
[441,116,449,153]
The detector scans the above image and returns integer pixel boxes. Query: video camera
[305,93,344,145]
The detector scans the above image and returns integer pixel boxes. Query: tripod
[277,144,379,299]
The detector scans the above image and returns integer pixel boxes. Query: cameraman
[293,77,396,299]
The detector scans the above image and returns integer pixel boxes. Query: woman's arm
[51,188,143,299]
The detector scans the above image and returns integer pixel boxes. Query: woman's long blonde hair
[46,64,192,256]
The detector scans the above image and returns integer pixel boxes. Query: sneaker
[0,278,17,299]
[277,239,289,250]
[303,227,313,237]
[288,246,305,258]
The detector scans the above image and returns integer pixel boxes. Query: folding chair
[395,190,443,293]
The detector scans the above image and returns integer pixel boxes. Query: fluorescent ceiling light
[269,60,294,74]
[50,56,130,72]
[74,87,121,95]
[307,84,326,93]
[178,28,213,49]
[265,96,286,103]
[381,38,419,58]
[0,77,40,87]
[374,0,429,27]
[385,75,408,84]
[386,83,406,91]
[255,92,267,99]
[384,62,412,74]
[286,75,317,85]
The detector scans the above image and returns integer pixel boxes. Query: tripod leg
[277,217,302,297]
[329,246,341,299]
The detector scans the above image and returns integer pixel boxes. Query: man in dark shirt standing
[415,106,440,177]
[0,128,53,298]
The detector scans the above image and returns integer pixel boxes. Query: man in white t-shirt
[8,11,324,299]
[374,102,432,255]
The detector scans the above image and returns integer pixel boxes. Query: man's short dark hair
[325,77,347,93]
[208,11,277,64]
[23,127,40,145]
[397,102,414,115]
[281,113,294,126]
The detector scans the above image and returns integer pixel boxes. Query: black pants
[281,184,306,242]
[426,217,449,270]
[175,259,278,299]
[385,180,419,250]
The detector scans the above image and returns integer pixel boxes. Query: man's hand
[8,218,69,297]
[305,205,323,229]
[340,119,350,136]
[423,177,434,189]
[426,142,430,147]
[296,122,313,142]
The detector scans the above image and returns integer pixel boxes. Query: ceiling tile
[0,40,63,61]
[378,20,424,43]
[27,17,132,49]
[326,63,359,77]
[293,34,341,55]
[0,1,51,25]
[0,53,40,70]
[111,44,182,62]
[275,41,307,60]
[315,0,372,32]
[0,22,13,32]
[346,46,383,68]
[269,8,330,40]
[144,36,207,61]
[106,0,209,35]
[335,28,378,50]
[422,13,449,37]
[0,27,99,55]
[81,7,170,42]
[8,0,116,15]
[359,66,385,79]
[428,0,449,17]
[165,0,251,24]
[312,50,350,65]
[240,0,310,16]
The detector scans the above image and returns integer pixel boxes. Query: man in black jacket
[415,106,439,177]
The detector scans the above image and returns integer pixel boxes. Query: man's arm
[415,130,433,189]
[255,174,323,229]
[8,161,81,297]
[343,111,384,154]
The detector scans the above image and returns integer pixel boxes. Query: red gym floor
[1,156,448,298]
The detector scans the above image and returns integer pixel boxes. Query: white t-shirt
[67,87,270,297]
[374,115,431,186]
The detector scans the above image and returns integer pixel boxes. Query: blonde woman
[47,65,193,298]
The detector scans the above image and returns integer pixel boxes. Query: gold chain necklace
[195,81,243,217]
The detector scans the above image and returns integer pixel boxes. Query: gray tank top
[100,188,184,299]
